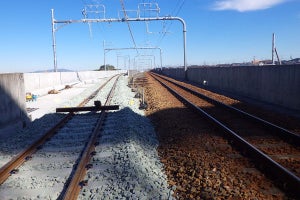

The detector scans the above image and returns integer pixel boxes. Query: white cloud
[212,0,288,12]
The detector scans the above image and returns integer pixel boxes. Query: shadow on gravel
[1,102,298,199]
[146,106,298,199]
[0,113,66,157]
[76,107,173,199]
[1,107,172,199]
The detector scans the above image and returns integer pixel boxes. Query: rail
[0,75,118,186]
[153,73,300,146]
[61,75,121,199]
[150,72,300,198]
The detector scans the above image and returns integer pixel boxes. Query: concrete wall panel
[60,72,79,84]
[1,70,126,135]
[0,73,28,128]
[162,67,185,80]
[24,70,126,96]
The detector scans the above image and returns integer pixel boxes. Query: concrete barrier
[24,70,126,96]
[0,73,29,135]
[161,67,185,80]
[160,65,300,111]
[24,72,77,95]
[0,70,125,135]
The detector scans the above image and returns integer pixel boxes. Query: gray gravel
[0,114,98,199]
[0,114,65,167]
[0,77,111,168]
[78,75,174,200]
[0,74,174,199]
[0,77,115,199]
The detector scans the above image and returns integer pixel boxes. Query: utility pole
[272,33,275,65]
[51,9,57,72]
[272,33,281,65]
[103,40,106,71]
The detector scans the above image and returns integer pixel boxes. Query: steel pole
[128,57,131,71]
[51,9,57,72]
[104,50,106,71]
[103,40,107,71]
[272,33,275,65]
[183,27,187,71]
[159,48,162,69]
[177,17,187,77]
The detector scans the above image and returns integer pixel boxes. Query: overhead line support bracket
[51,9,187,76]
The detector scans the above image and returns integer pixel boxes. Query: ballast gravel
[0,113,99,199]
[78,75,174,199]
[0,114,65,168]
[0,76,115,199]
[0,74,174,199]
[0,77,111,169]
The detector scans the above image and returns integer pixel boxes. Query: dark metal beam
[56,101,119,113]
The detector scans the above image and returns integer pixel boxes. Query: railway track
[0,75,120,199]
[150,72,300,198]
[0,74,174,199]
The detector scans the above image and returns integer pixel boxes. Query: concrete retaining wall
[160,65,300,111]
[161,67,185,80]
[0,73,28,130]
[24,70,125,96]
[0,70,125,134]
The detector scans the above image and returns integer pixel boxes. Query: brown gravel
[153,73,300,178]
[144,73,292,200]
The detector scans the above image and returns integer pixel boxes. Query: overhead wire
[154,0,186,47]
[81,0,108,40]
[120,0,139,54]
[142,0,153,52]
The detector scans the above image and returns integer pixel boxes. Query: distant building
[189,57,300,68]
[281,58,300,65]
[250,58,272,66]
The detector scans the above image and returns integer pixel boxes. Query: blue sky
[0,0,299,73]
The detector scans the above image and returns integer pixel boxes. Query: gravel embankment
[157,74,300,179]
[0,114,64,168]
[0,77,111,168]
[0,77,117,199]
[78,74,174,199]
[0,74,174,199]
[144,73,289,199]
[0,114,99,199]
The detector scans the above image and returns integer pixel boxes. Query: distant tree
[98,64,116,71]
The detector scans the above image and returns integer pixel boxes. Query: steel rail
[150,73,300,198]
[0,75,117,185]
[78,75,117,107]
[61,75,121,200]
[0,114,72,185]
[153,72,300,146]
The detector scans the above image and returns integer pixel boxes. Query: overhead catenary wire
[80,0,185,67]
[81,0,107,38]
[120,0,139,54]
[154,0,186,48]
[160,0,185,39]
